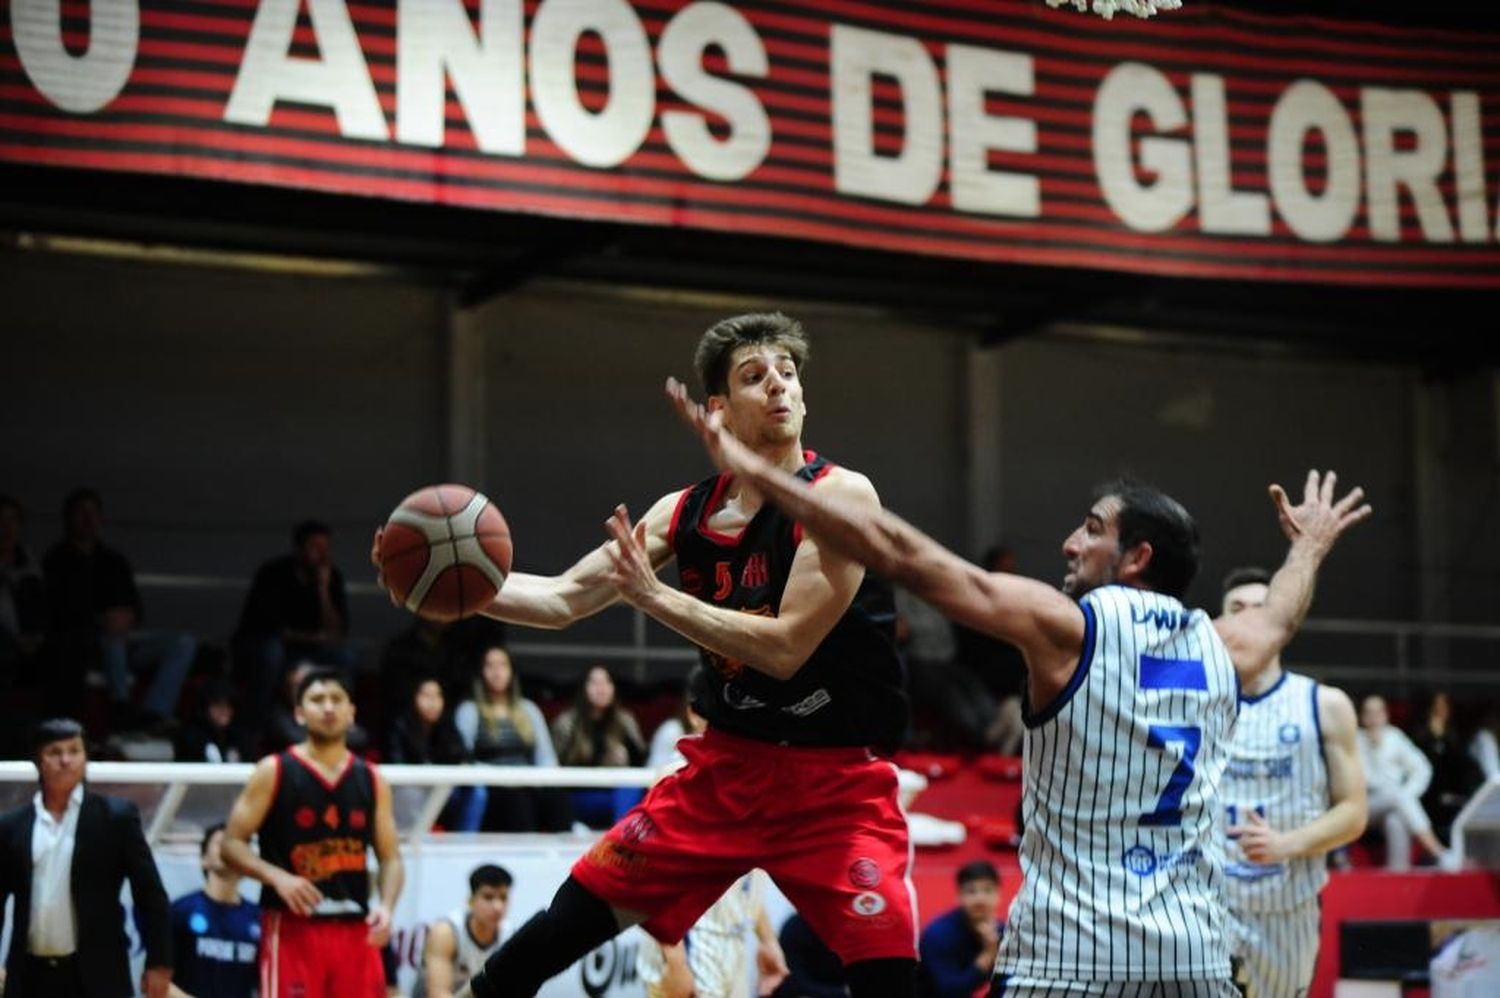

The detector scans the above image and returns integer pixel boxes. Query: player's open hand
[755,938,790,996]
[1227,810,1292,864]
[273,871,324,916]
[366,905,393,948]
[604,505,664,609]
[666,378,764,483]
[1267,469,1372,555]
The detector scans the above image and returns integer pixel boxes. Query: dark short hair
[293,519,331,547]
[62,487,101,521]
[34,717,85,755]
[295,666,353,704]
[470,864,513,893]
[957,860,999,887]
[1096,478,1200,600]
[1221,566,1271,595]
[201,822,226,857]
[694,312,809,397]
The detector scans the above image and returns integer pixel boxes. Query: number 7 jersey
[996,585,1239,982]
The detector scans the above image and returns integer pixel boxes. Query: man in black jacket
[0,718,173,996]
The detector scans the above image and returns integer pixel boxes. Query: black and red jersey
[670,451,907,752]
[259,748,378,919]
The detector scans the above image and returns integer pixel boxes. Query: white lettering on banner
[830,23,943,206]
[11,0,138,114]
[1450,92,1490,244]
[396,0,525,155]
[1267,80,1361,243]
[1362,87,1456,243]
[946,45,1039,217]
[658,3,771,182]
[530,0,655,169]
[1191,74,1270,236]
[225,0,387,141]
[1094,62,1192,233]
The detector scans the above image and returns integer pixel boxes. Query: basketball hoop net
[1046,0,1183,19]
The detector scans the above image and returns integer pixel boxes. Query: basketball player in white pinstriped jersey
[668,392,1371,998]
[1219,568,1367,998]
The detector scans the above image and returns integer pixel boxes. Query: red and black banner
[3,0,1499,287]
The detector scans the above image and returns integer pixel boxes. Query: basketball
[379,484,513,622]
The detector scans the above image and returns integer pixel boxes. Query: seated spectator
[169,823,260,997]
[387,676,468,765]
[919,860,1005,998]
[413,864,513,998]
[454,645,570,832]
[772,913,846,998]
[552,664,646,828]
[0,495,45,756]
[646,670,708,771]
[234,519,354,727]
[43,487,195,731]
[1359,693,1448,868]
[952,546,1026,755]
[175,679,257,763]
[1412,692,1489,843]
[896,586,1000,752]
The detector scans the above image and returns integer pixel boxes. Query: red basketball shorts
[572,726,917,965]
[259,911,386,998]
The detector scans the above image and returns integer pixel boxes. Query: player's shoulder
[1313,681,1358,735]
[814,464,880,506]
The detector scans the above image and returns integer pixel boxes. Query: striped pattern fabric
[996,585,1239,984]
[1222,672,1330,914]
[1225,896,1320,998]
[991,975,1240,997]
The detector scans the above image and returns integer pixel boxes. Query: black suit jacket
[0,789,172,997]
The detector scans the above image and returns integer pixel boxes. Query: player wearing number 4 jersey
[670,384,1371,998]
[1219,568,1366,998]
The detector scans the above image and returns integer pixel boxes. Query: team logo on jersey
[294,807,316,829]
[783,688,832,717]
[1279,723,1302,745]
[618,813,656,845]
[740,553,770,589]
[349,808,367,830]
[189,912,209,934]
[1123,845,1158,877]
[848,858,882,889]
[680,568,704,596]
[851,892,887,916]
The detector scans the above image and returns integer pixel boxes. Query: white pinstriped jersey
[1223,672,1330,913]
[638,871,764,996]
[995,585,1239,982]
[411,908,507,998]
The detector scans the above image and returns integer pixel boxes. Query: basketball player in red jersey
[376,313,915,998]
[221,667,404,997]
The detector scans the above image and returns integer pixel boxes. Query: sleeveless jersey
[1223,671,1330,912]
[259,749,377,918]
[412,907,506,997]
[671,451,906,752]
[996,585,1239,982]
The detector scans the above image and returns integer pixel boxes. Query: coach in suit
[0,718,173,997]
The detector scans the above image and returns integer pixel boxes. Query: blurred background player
[168,822,260,998]
[414,864,513,998]
[1219,567,1367,998]
[222,667,402,998]
[636,870,786,998]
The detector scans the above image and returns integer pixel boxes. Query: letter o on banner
[13,0,139,113]
[1268,80,1361,244]
[530,0,655,169]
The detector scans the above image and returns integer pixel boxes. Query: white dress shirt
[29,783,83,956]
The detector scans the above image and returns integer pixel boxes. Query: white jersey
[996,585,1239,982]
[1223,672,1330,913]
[638,872,764,997]
[1432,926,1500,998]
[412,907,506,998]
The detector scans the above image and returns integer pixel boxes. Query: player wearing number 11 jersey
[668,394,1371,998]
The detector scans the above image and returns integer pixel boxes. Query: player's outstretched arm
[664,379,1085,681]
[1214,470,1371,685]
[373,491,681,630]
[1229,685,1367,862]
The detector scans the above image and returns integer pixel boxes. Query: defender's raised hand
[1267,469,1372,553]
